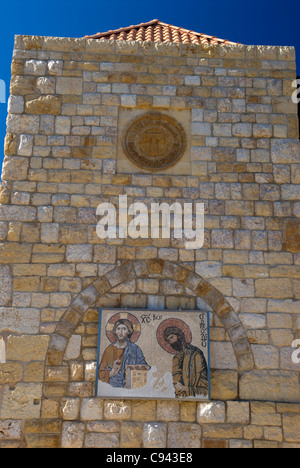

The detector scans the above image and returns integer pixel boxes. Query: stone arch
[44,259,254,380]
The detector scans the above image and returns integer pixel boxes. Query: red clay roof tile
[85,19,236,45]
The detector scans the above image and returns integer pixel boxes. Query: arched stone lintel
[45,259,254,373]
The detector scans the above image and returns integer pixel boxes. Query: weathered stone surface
[0,362,22,383]
[8,95,24,114]
[271,139,300,164]
[210,342,237,369]
[283,218,300,253]
[7,114,40,134]
[80,398,103,421]
[0,242,32,263]
[227,402,250,424]
[210,370,238,400]
[61,422,85,448]
[240,371,300,402]
[143,423,167,448]
[283,414,300,443]
[0,383,43,418]
[197,402,226,424]
[7,335,49,361]
[85,432,119,448]
[167,422,201,448]
[0,265,12,306]
[64,335,81,360]
[10,76,36,95]
[4,133,18,156]
[0,308,40,333]
[24,60,47,76]
[2,156,29,181]
[0,420,22,440]
[25,95,62,115]
[255,278,293,299]
[0,31,300,449]
[56,77,83,95]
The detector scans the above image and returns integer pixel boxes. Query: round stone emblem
[122,113,186,171]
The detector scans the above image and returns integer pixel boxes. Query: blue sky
[0,0,299,171]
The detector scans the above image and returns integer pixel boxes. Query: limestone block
[64,335,81,360]
[232,123,252,138]
[131,401,157,422]
[227,401,250,424]
[56,77,83,95]
[119,421,143,448]
[0,307,40,334]
[85,432,119,448]
[252,344,279,369]
[283,414,300,443]
[143,423,167,448]
[167,422,201,448]
[93,245,116,264]
[0,242,32,263]
[80,398,103,421]
[10,76,36,95]
[210,370,238,400]
[55,116,71,135]
[0,265,12,306]
[66,244,93,263]
[197,401,226,424]
[240,370,300,402]
[233,278,255,298]
[253,124,272,138]
[50,292,71,308]
[47,60,63,76]
[103,400,131,421]
[36,76,56,94]
[24,60,47,75]
[18,134,34,156]
[0,383,43,418]
[251,402,281,426]
[211,229,234,249]
[4,133,18,156]
[8,95,24,114]
[7,114,40,134]
[61,422,85,448]
[256,274,293,298]
[2,156,29,181]
[25,95,62,115]
[40,115,55,135]
[0,420,22,440]
[271,139,300,164]
[210,342,237,369]
[47,264,75,277]
[43,36,86,52]
[41,223,59,243]
[61,398,80,421]
[7,335,49,361]
[37,207,54,223]
[282,185,300,201]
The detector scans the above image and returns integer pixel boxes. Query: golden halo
[156,318,192,354]
[105,312,141,344]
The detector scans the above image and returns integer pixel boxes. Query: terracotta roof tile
[85,19,237,45]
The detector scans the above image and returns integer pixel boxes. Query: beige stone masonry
[0,33,299,448]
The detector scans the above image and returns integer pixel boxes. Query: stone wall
[0,34,300,448]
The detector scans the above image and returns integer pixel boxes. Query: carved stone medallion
[122,113,186,171]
